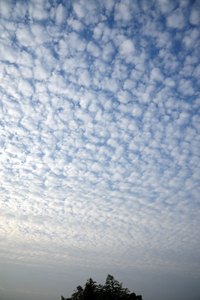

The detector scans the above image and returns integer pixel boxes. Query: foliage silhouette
[61,274,143,300]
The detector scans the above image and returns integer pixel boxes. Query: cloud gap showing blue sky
[0,0,200,300]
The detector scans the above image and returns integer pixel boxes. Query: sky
[0,0,200,299]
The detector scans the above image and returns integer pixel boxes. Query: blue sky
[0,0,200,299]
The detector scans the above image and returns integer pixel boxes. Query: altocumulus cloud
[0,1,200,300]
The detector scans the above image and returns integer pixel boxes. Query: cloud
[164,77,175,87]
[119,39,135,62]
[0,43,18,63]
[0,1,200,300]
[68,17,83,31]
[117,90,131,104]
[176,112,190,126]
[189,4,200,25]
[167,8,185,29]
[16,24,34,47]
[28,0,49,21]
[150,68,164,82]
[0,0,13,19]
[114,2,132,23]
[56,4,66,25]
[18,79,34,97]
[178,79,194,95]
[157,0,175,13]
[73,2,85,18]
[87,41,101,57]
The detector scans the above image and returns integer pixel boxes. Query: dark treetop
[61,274,143,300]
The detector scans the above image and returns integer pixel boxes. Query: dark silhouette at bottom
[61,274,143,300]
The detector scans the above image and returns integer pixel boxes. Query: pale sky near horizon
[0,0,200,300]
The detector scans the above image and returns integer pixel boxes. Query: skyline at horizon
[0,0,200,300]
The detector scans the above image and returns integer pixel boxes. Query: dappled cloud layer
[0,0,200,280]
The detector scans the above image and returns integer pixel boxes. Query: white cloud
[87,41,101,57]
[19,66,33,79]
[31,24,51,44]
[93,23,104,39]
[183,35,193,48]
[56,4,66,25]
[77,69,91,87]
[102,42,114,61]
[193,64,200,79]
[18,79,33,97]
[104,0,115,15]
[68,17,82,31]
[131,104,143,117]
[0,43,18,63]
[189,6,200,25]
[156,0,175,13]
[167,8,185,29]
[57,39,69,57]
[28,0,48,21]
[164,78,175,87]
[91,162,103,173]
[102,77,118,93]
[68,32,86,53]
[12,1,28,20]
[123,79,136,90]
[150,68,164,82]
[176,112,190,126]
[119,39,134,55]
[0,0,12,19]
[178,79,194,95]
[0,1,200,300]
[33,63,49,81]
[117,90,131,104]
[73,2,85,18]
[114,2,132,23]
[16,24,34,47]
[17,50,34,67]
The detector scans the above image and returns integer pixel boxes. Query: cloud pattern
[0,0,200,292]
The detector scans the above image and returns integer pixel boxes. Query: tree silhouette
[61,274,143,300]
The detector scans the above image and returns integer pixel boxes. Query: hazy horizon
[0,0,200,299]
